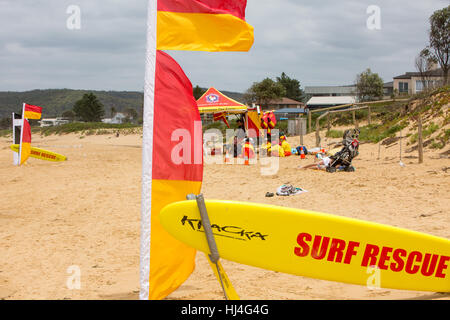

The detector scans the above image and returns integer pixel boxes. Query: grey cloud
[0,0,448,92]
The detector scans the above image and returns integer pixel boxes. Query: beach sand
[0,130,449,300]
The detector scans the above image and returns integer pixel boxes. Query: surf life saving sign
[10,145,67,162]
[161,200,450,293]
[141,0,254,300]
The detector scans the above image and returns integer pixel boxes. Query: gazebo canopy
[197,87,248,114]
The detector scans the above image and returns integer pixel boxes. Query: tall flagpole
[12,112,18,165]
[140,0,157,300]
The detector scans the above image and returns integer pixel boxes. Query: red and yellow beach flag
[141,49,203,300]
[246,108,262,138]
[157,0,254,52]
[24,104,43,120]
[19,119,31,165]
[141,0,254,300]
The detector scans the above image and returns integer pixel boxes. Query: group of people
[262,135,292,157]
[222,114,360,171]
[227,133,293,159]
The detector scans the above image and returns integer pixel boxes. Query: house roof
[305,86,356,95]
[394,68,444,79]
[265,97,304,105]
[306,96,356,106]
[273,108,307,114]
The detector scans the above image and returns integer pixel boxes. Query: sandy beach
[0,129,449,300]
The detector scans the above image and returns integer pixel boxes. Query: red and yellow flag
[24,104,43,120]
[246,109,262,138]
[157,0,254,52]
[144,51,203,300]
[20,119,31,165]
[213,112,230,128]
[141,0,254,301]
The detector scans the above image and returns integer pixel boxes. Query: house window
[399,82,409,93]
[416,80,424,92]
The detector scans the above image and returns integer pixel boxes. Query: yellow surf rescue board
[10,144,67,162]
[160,200,450,293]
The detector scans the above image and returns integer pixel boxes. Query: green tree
[111,107,117,118]
[276,72,304,102]
[193,85,206,100]
[73,93,105,122]
[61,110,75,121]
[124,107,138,123]
[422,5,450,85]
[0,116,12,130]
[244,78,286,106]
[355,68,384,101]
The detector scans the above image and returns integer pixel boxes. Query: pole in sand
[187,194,239,300]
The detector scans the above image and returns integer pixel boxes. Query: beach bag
[296,146,308,155]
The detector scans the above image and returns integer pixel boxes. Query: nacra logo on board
[181,216,268,241]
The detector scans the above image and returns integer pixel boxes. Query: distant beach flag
[246,108,262,138]
[156,0,254,52]
[24,104,43,120]
[19,119,31,165]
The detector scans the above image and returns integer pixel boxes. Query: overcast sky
[0,0,448,93]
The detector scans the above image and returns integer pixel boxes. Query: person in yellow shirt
[280,135,292,157]
[270,138,285,157]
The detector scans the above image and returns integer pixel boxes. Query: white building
[306,96,356,110]
[39,118,70,127]
[102,112,127,124]
[393,68,445,95]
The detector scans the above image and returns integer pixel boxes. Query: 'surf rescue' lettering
[294,233,360,264]
[294,232,449,279]
[361,244,449,278]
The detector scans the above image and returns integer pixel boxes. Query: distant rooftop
[307,96,356,106]
[394,68,444,79]
[273,107,307,114]
[266,97,304,105]
[305,86,356,95]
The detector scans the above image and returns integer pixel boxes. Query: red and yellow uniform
[280,136,292,157]
[242,141,255,159]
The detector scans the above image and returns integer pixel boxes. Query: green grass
[430,129,450,149]
[409,122,440,144]
[0,129,11,137]
[358,121,408,143]
[326,129,344,138]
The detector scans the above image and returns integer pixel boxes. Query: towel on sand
[276,184,308,196]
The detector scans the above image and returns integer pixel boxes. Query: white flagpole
[12,112,18,165]
[18,103,26,166]
[140,0,157,300]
